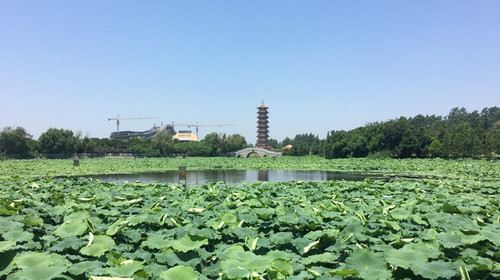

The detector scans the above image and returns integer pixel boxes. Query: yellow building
[173,130,198,142]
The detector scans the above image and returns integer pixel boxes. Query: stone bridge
[235,148,283,158]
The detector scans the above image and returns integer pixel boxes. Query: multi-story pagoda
[256,101,271,149]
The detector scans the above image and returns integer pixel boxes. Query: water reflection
[258,170,269,181]
[91,169,381,184]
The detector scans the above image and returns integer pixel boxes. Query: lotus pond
[1,157,499,180]
[0,157,498,279]
[90,170,385,184]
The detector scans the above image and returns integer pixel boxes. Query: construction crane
[172,121,235,138]
[108,114,160,133]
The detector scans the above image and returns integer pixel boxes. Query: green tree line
[321,107,500,159]
[0,127,247,158]
[267,107,500,159]
[269,134,321,156]
[2,107,499,159]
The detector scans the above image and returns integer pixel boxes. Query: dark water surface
[91,170,384,184]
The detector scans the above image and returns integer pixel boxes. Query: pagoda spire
[256,102,271,149]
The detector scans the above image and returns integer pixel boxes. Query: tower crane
[108,114,160,133]
[172,121,235,138]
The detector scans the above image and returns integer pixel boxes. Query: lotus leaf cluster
[0,158,498,279]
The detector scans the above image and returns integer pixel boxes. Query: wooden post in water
[73,155,80,167]
[178,165,187,187]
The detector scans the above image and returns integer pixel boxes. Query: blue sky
[1,1,499,144]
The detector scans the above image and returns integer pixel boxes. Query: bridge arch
[235,148,283,158]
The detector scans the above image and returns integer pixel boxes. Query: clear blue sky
[1,1,499,144]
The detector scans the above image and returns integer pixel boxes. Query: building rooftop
[173,130,198,142]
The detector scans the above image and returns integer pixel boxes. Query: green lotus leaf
[106,218,129,236]
[436,232,462,248]
[80,235,115,257]
[329,269,359,277]
[271,258,293,276]
[122,229,142,243]
[0,204,18,215]
[382,220,401,231]
[0,217,25,233]
[23,214,44,226]
[2,230,34,243]
[64,210,90,222]
[481,228,500,246]
[106,250,127,265]
[405,242,442,259]
[451,215,481,232]
[341,222,365,239]
[244,236,259,251]
[10,251,70,279]
[160,249,201,267]
[141,233,171,250]
[171,234,208,253]
[10,264,67,280]
[304,230,324,241]
[67,261,105,276]
[230,226,258,240]
[255,208,274,220]
[160,265,198,280]
[246,254,272,272]
[290,238,315,255]
[0,240,16,253]
[128,215,147,226]
[220,259,251,279]
[54,219,88,238]
[219,245,245,259]
[386,247,428,269]
[307,266,329,277]
[106,261,144,277]
[219,245,272,276]
[13,252,60,269]
[412,215,428,226]
[266,250,292,261]
[50,236,86,252]
[302,252,337,266]
[50,205,66,216]
[460,248,478,259]
[441,203,460,214]
[126,249,152,261]
[278,212,300,224]
[422,228,439,240]
[424,213,446,228]
[410,260,457,279]
[473,256,495,271]
[143,263,170,279]
[222,213,237,224]
[458,232,485,245]
[245,199,261,208]
[345,249,391,280]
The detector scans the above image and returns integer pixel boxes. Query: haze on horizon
[1,1,499,144]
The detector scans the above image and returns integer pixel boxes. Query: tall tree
[153,131,174,155]
[268,138,279,149]
[285,133,321,156]
[38,128,76,157]
[428,139,444,158]
[449,122,474,158]
[0,127,33,158]
[224,134,247,152]
[202,133,223,156]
